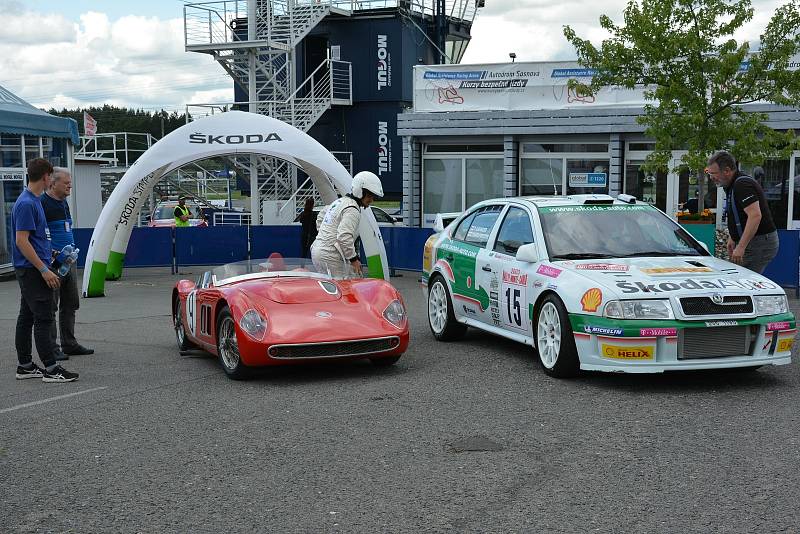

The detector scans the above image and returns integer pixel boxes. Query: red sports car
[171,256,409,379]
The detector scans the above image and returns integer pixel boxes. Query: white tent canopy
[82,111,388,297]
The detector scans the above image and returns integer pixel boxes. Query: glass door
[668,152,716,220]
[741,158,791,230]
[624,160,667,212]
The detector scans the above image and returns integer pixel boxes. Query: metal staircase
[184,0,355,223]
[183,0,483,223]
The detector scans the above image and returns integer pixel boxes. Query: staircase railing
[186,59,352,130]
[184,0,478,49]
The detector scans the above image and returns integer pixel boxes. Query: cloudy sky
[0,0,786,112]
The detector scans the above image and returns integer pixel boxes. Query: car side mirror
[515,243,539,263]
[433,218,445,233]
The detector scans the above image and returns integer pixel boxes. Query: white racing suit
[311,195,361,278]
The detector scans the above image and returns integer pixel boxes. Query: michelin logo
[584,325,624,336]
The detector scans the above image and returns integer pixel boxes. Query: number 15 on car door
[501,268,528,332]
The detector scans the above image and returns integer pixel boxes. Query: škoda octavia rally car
[422,195,795,378]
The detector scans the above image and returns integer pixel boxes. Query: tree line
[47,105,187,139]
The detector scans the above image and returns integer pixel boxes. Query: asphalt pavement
[1,267,799,534]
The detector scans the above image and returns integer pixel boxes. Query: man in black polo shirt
[706,150,778,273]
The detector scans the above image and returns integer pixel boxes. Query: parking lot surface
[1,267,799,533]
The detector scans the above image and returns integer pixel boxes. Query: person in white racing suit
[311,171,384,278]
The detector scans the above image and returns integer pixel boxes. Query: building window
[426,144,504,153]
[23,136,42,167]
[422,149,503,226]
[520,141,610,196]
[43,138,67,168]
[566,158,610,195]
[628,142,656,151]
[0,134,22,168]
[522,143,608,153]
[423,158,463,221]
[465,158,503,207]
[742,158,794,229]
[521,158,563,195]
[625,161,667,212]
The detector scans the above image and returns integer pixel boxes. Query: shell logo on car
[602,344,655,360]
[580,288,602,312]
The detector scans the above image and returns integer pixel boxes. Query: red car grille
[268,337,401,359]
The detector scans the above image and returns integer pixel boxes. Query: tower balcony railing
[184,0,478,49]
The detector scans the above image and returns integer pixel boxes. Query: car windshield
[538,204,706,260]
[211,257,356,286]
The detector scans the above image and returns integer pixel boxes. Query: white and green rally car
[421,194,796,377]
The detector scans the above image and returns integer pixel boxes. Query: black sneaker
[42,366,79,383]
[54,349,69,361]
[16,364,44,380]
[63,345,94,356]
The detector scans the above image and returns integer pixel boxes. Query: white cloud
[464,0,783,64]
[0,6,232,112]
[0,0,788,113]
[0,9,75,45]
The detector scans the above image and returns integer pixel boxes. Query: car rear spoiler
[433,212,462,233]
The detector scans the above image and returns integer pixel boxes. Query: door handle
[445,254,454,261]
[482,265,492,272]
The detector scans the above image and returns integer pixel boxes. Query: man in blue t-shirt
[43,167,94,358]
[12,158,78,383]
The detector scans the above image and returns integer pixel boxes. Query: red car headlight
[239,309,268,341]
[383,299,406,329]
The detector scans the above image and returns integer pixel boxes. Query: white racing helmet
[351,171,384,198]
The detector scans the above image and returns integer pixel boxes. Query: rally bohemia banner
[413,61,648,112]
[414,57,800,113]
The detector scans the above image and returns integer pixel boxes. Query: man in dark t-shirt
[707,151,778,273]
[42,168,94,358]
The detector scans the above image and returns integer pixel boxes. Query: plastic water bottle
[51,245,68,273]
[57,245,77,277]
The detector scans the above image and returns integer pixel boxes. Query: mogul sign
[377,34,391,91]
[377,121,391,176]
